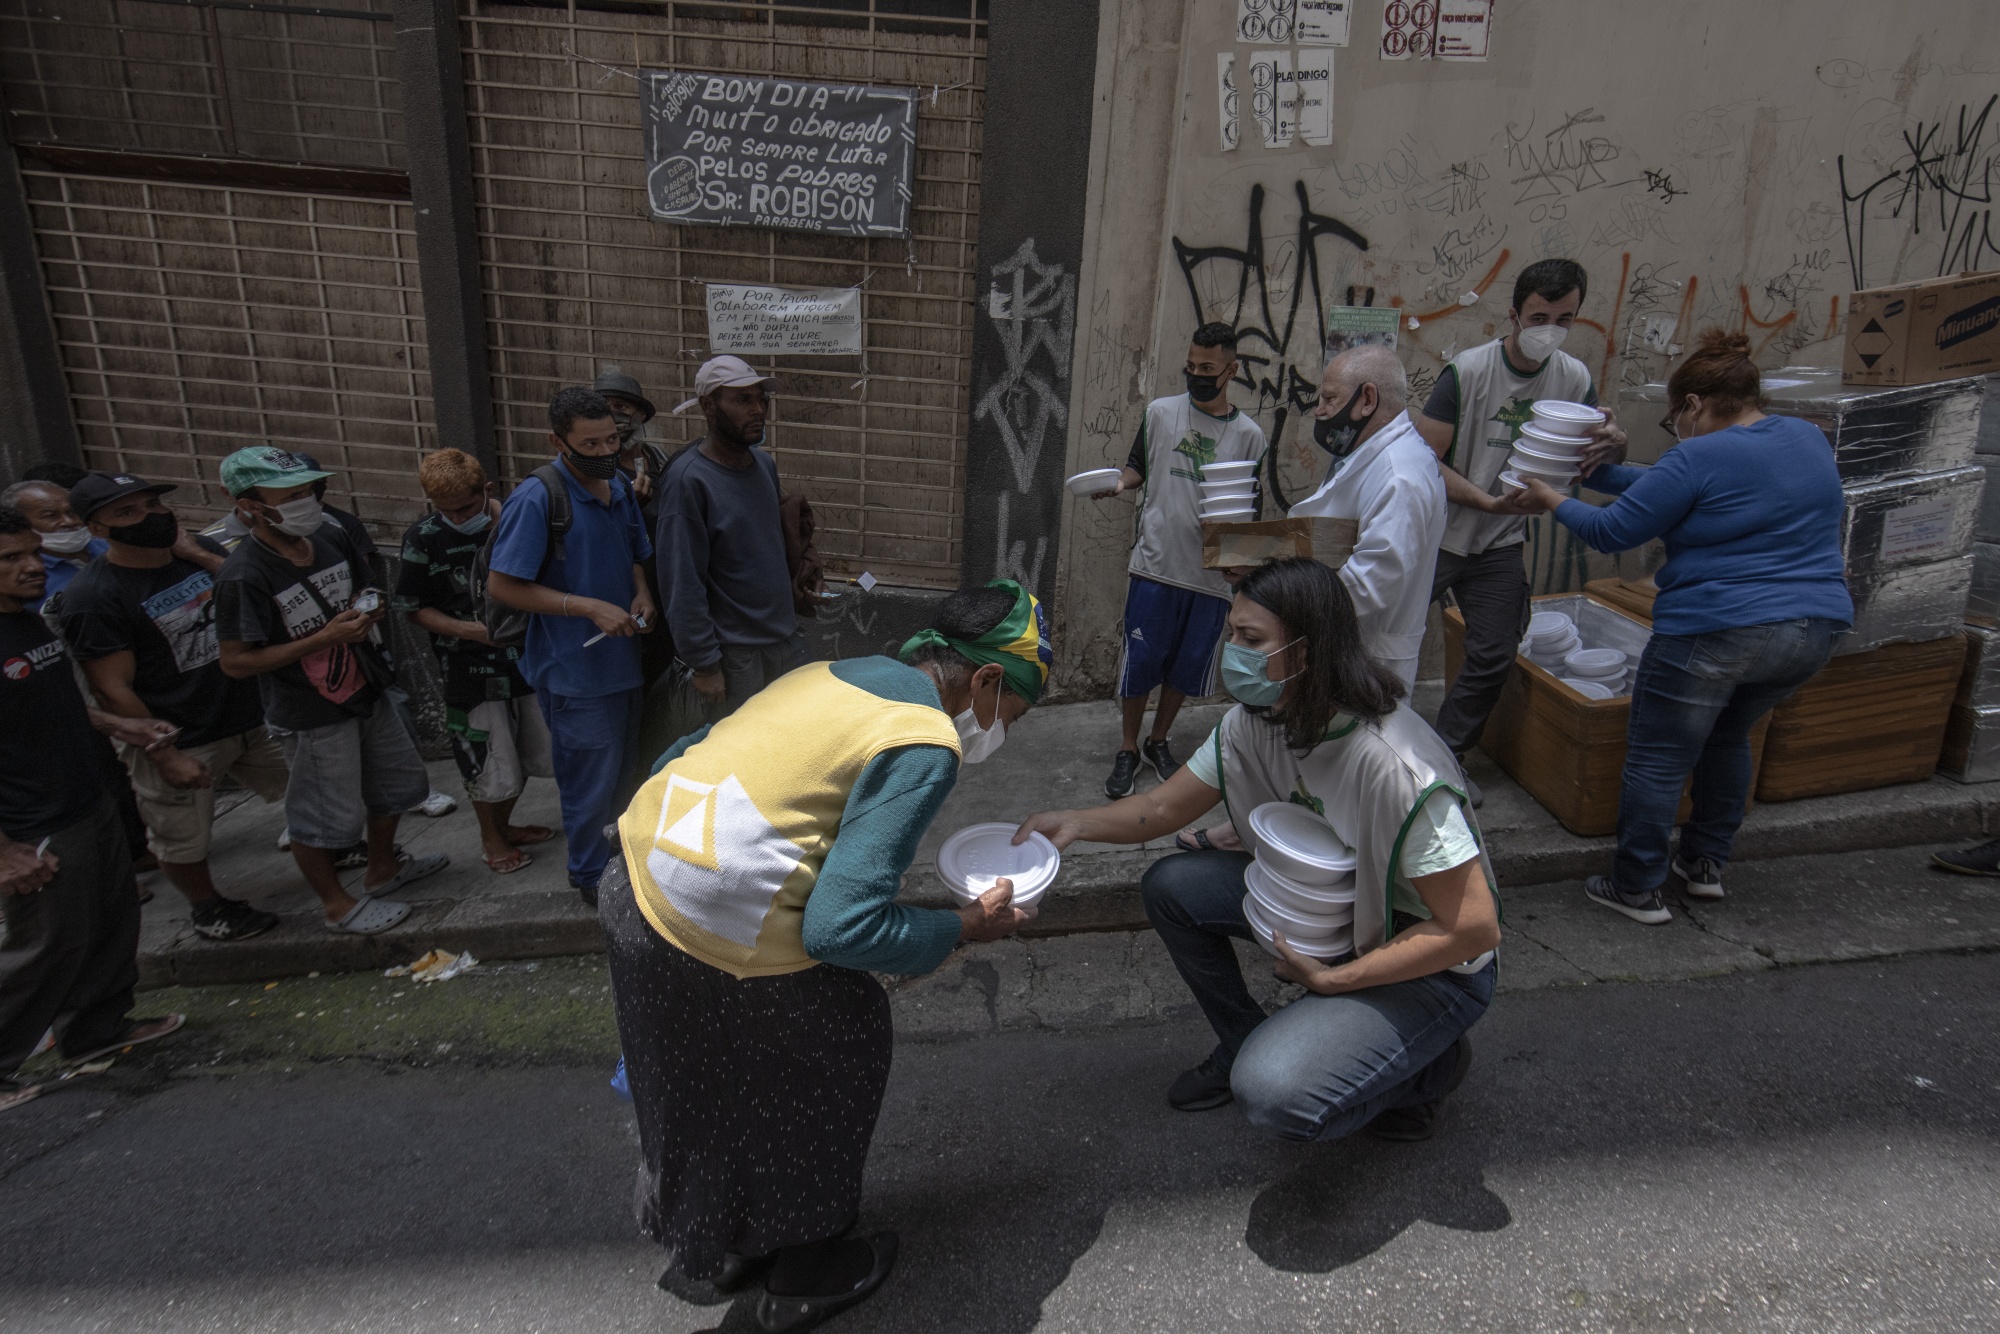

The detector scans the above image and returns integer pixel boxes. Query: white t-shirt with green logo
[1429,340,1596,557]
[1125,393,1269,598]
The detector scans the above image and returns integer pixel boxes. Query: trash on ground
[384,949,477,982]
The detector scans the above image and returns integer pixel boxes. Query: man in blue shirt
[0,479,109,612]
[488,387,658,904]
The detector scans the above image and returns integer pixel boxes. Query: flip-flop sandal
[326,895,412,935]
[364,851,450,897]
[60,1013,186,1066]
[484,849,533,874]
[1176,828,1216,852]
[505,825,556,847]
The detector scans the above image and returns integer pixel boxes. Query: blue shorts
[1119,576,1230,699]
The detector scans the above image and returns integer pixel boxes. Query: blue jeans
[538,687,643,889]
[1141,852,1495,1142]
[1614,617,1845,894]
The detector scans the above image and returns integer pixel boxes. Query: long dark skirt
[599,855,893,1280]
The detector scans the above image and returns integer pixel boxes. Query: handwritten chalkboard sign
[641,70,917,238]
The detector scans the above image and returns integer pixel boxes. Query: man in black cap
[56,473,283,941]
[597,367,676,684]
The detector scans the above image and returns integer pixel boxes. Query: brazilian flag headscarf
[898,579,1052,704]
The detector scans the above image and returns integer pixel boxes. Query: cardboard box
[1844,270,2000,387]
[1201,517,1356,571]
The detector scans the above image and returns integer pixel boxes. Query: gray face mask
[442,510,491,536]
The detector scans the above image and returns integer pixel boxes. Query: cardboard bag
[1201,517,1357,571]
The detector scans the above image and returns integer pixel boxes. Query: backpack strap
[529,463,572,569]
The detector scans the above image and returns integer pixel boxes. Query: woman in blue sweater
[1514,330,1852,924]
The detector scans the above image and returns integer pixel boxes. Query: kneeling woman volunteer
[1019,558,1499,1141]
[603,581,1048,1331]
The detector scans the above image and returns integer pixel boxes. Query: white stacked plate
[1247,802,1356,884]
[1518,421,1589,457]
[1198,461,1259,520]
[1562,647,1626,684]
[1202,459,1259,484]
[1530,400,1607,438]
[1243,892,1351,963]
[1522,611,1579,666]
[1560,678,1615,700]
[935,823,1061,909]
[1509,438,1581,490]
[1065,467,1123,497]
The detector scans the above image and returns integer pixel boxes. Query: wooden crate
[1582,577,1658,623]
[1755,634,1968,801]
[1444,594,1765,836]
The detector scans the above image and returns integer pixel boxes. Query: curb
[141,776,2000,988]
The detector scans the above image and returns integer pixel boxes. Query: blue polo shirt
[489,460,652,699]
[33,538,110,611]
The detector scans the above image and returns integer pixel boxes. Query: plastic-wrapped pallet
[1941,625,2000,782]
[1626,367,1982,479]
[1838,467,1983,653]
[1973,543,2000,623]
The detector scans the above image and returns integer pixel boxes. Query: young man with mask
[1288,343,1446,691]
[1092,322,1268,798]
[487,388,657,905]
[56,473,283,941]
[0,479,108,612]
[1413,259,1626,800]
[395,448,555,875]
[214,447,446,935]
[657,355,803,715]
[0,503,186,1113]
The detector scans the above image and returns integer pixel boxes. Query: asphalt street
[3,940,1996,1333]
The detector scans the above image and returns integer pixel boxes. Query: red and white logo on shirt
[2,657,28,681]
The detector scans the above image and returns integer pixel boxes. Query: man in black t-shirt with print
[58,473,284,943]
[0,505,185,1111]
[213,448,448,936]
[394,448,554,874]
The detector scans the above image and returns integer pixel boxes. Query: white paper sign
[1217,52,1239,152]
[1436,0,1494,60]
[1297,0,1351,44]
[1248,50,1296,148]
[1295,47,1333,145]
[705,283,862,356]
[1879,496,1957,564]
[1237,0,1295,43]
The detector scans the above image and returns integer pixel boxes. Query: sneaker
[1931,838,2000,876]
[189,898,281,943]
[414,789,458,818]
[1673,854,1724,900]
[1141,738,1180,782]
[1167,1055,1234,1111]
[275,826,291,852]
[1584,874,1672,925]
[1105,749,1140,799]
[1461,772,1484,808]
[574,879,600,909]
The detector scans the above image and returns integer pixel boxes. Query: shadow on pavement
[1245,1141,1511,1271]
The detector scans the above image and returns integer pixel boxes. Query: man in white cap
[658,355,805,716]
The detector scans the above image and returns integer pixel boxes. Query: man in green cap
[213,447,448,935]
[601,580,1048,1330]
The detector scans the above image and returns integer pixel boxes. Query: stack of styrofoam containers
[1198,459,1260,522]
[1499,400,1604,495]
[1241,802,1357,963]
[1520,605,1644,699]
[1628,367,1987,654]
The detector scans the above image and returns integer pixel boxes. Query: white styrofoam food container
[1247,802,1356,885]
[1065,468,1123,496]
[935,823,1060,908]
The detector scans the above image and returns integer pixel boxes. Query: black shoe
[1583,873,1671,925]
[189,897,280,943]
[1931,838,2000,876]
[755,1232,898,1333]
[657,1251,773,1306]
[574,879,599,909]
[1105,749,1140,798]
[1167,1055,1234,1111]
[1142,737,1180,781]
[1368,1036,1472,1142]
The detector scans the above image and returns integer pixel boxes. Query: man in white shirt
[1412,259,1625,801]
[1288,344,1445,691]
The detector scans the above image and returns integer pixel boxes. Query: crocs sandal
[326,895,412,935]
[483,848,533,875]
[61,1013,186,1066]
[505,825,556,847]
[364,852,450,897]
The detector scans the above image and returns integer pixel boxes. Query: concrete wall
[1051,0,2000,696]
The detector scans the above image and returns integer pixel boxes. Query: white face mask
[264,496,325,537]
[40,526,93,556]
[953,700,1007,765]
[1516,322,1569,361]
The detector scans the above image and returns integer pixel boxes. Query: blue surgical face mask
[1220,637,1301,708]
[442,510,491,536]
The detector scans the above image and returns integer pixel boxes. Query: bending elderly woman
[602,581,1050,1331]
[1020,558,1500,1141]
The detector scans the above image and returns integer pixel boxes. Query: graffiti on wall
[971,237,1077,594]
[1838,93,2000,289]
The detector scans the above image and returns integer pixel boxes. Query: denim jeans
[1141,852,1496,1142]
[1614,616,1845,894]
